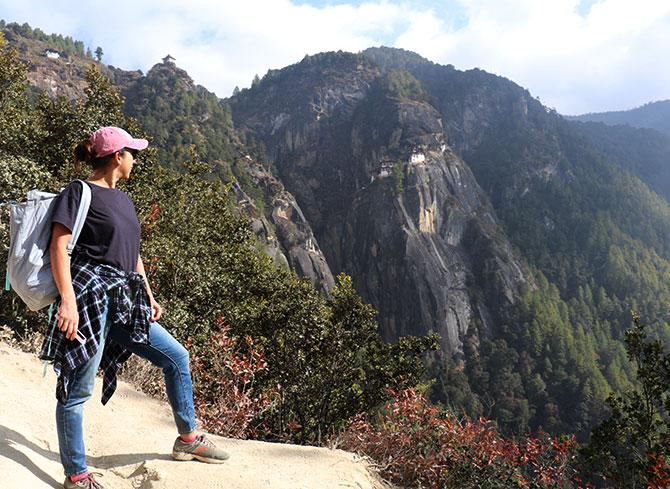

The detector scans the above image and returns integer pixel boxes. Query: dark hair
[74,139,135,170]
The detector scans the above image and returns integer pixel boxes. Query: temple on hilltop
[162,54,176,64]
[44,49,60,59]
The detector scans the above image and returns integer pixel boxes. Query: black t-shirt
[51,181,141,273]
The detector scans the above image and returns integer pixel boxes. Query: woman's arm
[137,256,162,321]
[50,223,79,341]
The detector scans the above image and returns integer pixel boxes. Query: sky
[0,0,668,115]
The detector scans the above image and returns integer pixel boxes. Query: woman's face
[118,149,137,179]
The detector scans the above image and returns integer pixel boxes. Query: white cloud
[394,0,670,113]
[0,1,412,95]
[0,0,668,113]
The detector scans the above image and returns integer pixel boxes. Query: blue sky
[576,0,598,16]
[1,0,669,114]
[298,0,471,32]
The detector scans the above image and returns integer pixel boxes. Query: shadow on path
[0,424,61,488]
[0,424,171,487]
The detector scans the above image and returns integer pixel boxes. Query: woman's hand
[57,296,80,341]
[150,298,163,322]
[137,256,162,322]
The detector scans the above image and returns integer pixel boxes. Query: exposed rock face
[231,52,530,355]
[361,47,568,205]
[232,157,335,293]
[339,148,528,354]
[232,53,381,235]
[3,27,141,101]
[343,92,528,354]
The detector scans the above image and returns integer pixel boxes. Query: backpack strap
[66,180,92,256]
[2,201,16,291]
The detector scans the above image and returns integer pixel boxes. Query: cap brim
[126,138,149,151]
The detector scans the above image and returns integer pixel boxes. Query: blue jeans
[56,313,197,477]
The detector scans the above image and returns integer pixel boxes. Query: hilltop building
[44,49,60,59]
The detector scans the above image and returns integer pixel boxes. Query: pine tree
[584,313,670,487]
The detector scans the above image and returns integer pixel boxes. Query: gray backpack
[5,180,91,311]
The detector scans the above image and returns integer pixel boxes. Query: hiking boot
[172,433,229,464]
[63,472,105,489]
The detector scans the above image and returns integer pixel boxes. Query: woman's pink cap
[90,126,148,158]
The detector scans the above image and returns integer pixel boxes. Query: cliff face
[361,47,566,205]
[231,157,335,293]
[122,61,336,291]
[231,53,530,355]
[339,141,528,353]
[231,53,381,235]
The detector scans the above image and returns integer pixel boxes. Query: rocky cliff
[231,156,335,292]
[230,52,530,355]
[121,60,336,292]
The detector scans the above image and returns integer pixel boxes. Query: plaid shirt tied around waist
[39,256,152,405]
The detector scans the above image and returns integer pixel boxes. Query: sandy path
[0,341,384,489]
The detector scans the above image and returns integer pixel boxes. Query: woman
[39,126,228,489]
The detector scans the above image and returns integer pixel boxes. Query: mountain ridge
[5,21,670,439]
[566,99,670,137]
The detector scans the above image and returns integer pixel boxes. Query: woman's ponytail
[74,137,113,170]
[74,138,96,165]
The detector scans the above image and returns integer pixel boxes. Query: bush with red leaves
[648,454,670,489]
[336,388,582,489]
[190,316,277,439]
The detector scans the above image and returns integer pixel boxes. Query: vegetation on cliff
[121,60,235,171]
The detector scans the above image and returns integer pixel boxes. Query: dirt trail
[0,341,384,489]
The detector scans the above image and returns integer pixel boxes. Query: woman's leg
[56,326,109,477]
[109,321,229,463]
[107,322,197,435]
